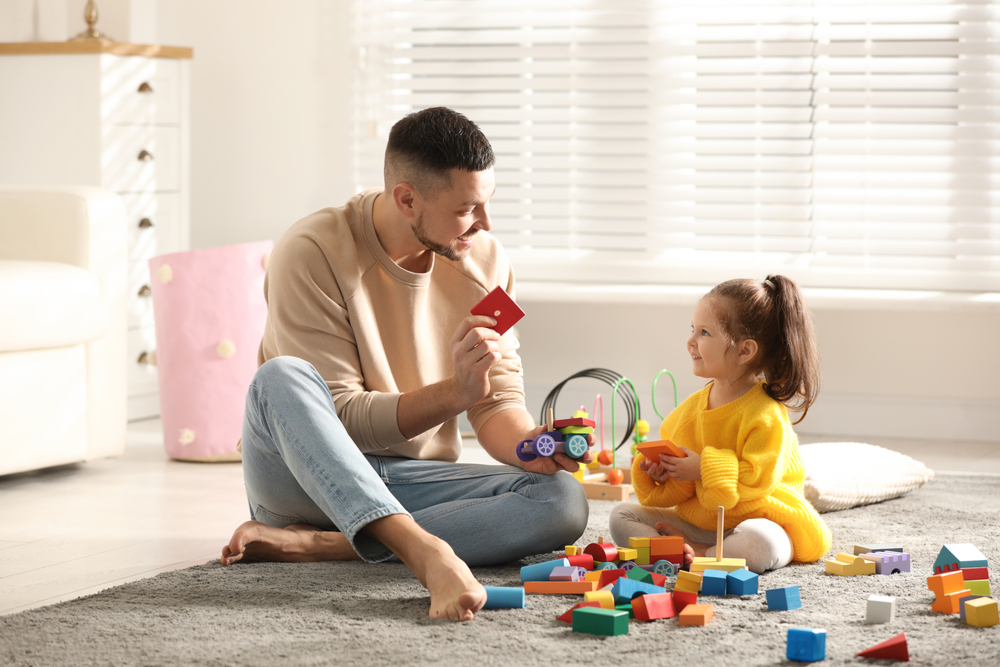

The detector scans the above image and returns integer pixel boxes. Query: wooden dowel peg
[716,506,724,562]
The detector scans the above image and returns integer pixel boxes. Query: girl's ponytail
[758,275,820,423]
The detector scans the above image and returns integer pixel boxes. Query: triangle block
[857,632,909,662]
[557,601,601,624]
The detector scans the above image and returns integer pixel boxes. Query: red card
[470,286,525,336]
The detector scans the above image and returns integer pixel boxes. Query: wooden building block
[616,547,638,562]
[825,552,877,576]
[524,580,598,595]
[634,547,650,565]
[927,570,966,596]
[572,607,629,636]
[865,595,896,624]
[649,535,685,558]
[557,600,601,623]
[965,597,999,627]
[678,603,714,626]
[857,632,909,661]
[691,556,747,573]
[674,570,703,594]
[632,592,677,621]
[672,590,697,613]
[931,589,972,614]
[583,590,616,609]
[629,536,650,548]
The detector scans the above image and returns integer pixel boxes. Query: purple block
[550,566,582,582]
[861,551,912,575]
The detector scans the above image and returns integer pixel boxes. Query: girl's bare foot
[653,521,710,565]
[221,521,360,565]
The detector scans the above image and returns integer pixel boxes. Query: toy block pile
[524,535,757,636]
[927,543,998,628]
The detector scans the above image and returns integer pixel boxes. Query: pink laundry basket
[148,241,272,461]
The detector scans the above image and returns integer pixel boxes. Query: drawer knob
[138,218,154,228]
[138,81,154,94]
[138,284,152,297]
[137,350,157,366]
[138,149,153,162]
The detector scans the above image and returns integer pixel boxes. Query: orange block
[931,589,972,614]
[678,603,714,626]
[524,580,598,595]
[637,440,687,459]
[927,571,966,596]
[649,535,685,558]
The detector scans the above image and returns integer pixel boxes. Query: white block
[866,595,896,624]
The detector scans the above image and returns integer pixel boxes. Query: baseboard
[522,382,1000,444]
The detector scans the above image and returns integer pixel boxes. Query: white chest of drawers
[0,41,192,421]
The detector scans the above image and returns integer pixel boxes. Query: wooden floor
[1,419,997,616]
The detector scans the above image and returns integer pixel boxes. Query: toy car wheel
[533,434,557,457]
[515,439,537,462]
[564,434,589,458]
[620,561,637,572]
[653,560,677,577]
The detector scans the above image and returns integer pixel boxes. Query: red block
[959,567,989,581]
[857,632,909,662]
[598,568,628,589]
[584,542,619,563]
[672,590,697,613]
[556,601,601,624]
[651,573,668,588]
[553,417,596,429]
[632,593,677,622]
[566,554,595,570]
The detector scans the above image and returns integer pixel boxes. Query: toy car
[516,414,595,462]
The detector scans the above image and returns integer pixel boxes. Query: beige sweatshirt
[257,189,526,462]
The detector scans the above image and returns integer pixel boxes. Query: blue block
[482,586,525,609]
[787,627,826,662]
[767,585,801,611]
[701,569,729,596]
[727,569,759,596]
[611,577,664,604]
[520,558,569,583]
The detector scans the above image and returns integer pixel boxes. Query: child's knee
[727,518,793,574]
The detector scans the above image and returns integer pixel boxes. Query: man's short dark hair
[384,107,495,197]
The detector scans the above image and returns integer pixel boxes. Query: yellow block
[565,545,580,556]
[584,571,603,582]
[966,598,999,628]
[690,557,747,573]
[616,548,638,562]
[629,537,651,548]
[825,553,876,576]
[635,547,650,565]
[674,570,702,594]
[583,590,616,609]
[572,463,587,482]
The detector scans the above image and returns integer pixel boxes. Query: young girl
[609,275,832,574]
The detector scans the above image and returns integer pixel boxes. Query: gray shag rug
[2,472,998,666]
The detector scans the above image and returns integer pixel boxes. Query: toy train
[516,412,595,463]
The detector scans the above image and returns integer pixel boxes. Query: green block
[627,567,654,584]
[572,607,630,636]
[560,425,595,434]
[967,579,992,596]
[615,603,635,619]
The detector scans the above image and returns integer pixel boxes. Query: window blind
[350,0,1000,292]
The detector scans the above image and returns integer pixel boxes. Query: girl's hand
[639,457,670,483]
[660,447,701,482]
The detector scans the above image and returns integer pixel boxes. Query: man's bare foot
[418,542,487,622]
[653,522,710,565]
[220,521,359,565]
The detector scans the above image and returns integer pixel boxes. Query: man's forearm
[395,378,470,441]
[475,407,537,467]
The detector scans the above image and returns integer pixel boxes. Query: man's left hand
[515,427,595,475]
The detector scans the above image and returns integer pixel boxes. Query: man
[220,107,590,622]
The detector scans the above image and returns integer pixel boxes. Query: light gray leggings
[609,503,793,574]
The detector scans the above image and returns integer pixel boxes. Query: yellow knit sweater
[631,381,831,563]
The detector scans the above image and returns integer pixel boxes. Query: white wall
[3,2,998,443]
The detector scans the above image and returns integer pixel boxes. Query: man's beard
[411,213,476,262]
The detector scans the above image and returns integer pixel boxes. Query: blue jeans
[241,356,589,566]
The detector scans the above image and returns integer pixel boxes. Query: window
[351,0,1000,292]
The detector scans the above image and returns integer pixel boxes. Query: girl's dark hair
[705,275,820,424]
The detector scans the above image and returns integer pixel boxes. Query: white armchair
[0,186,128,476]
